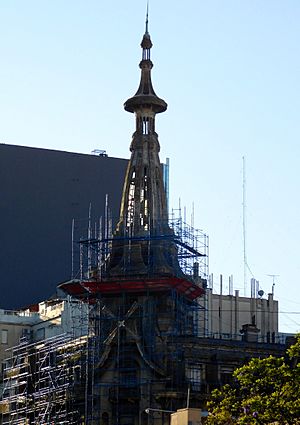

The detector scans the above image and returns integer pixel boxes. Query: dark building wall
[0,144,127,309]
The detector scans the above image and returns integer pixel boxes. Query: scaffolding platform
[59,276,205,301]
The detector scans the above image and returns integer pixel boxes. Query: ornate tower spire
[58,11,205,301]
[107,20,181,278]
[124,18,167,114]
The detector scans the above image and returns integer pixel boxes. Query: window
[186,364,202,390]
[1,329,8,344]
[142,118,149,134]
[220,365,234,385]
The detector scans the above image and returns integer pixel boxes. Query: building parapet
[0,309,40,325]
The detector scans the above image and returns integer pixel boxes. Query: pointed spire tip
[145,0,149,34]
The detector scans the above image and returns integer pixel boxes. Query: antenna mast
[242,156,247,296]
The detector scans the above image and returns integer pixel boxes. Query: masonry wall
[199,289,278,341]
[0,309,40,370]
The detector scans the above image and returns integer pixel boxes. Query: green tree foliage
[206,335,300,424]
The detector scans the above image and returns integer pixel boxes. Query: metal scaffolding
[80,289,205,424]
[1,333,88,424]
[71,210,208,285]
[1,209,208,424]
[1,291,205,424]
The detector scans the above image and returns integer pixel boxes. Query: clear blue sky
[1,1,299,333]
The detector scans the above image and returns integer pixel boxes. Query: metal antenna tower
[242,156,247,296]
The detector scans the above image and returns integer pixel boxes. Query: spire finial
[145,1,149,34]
